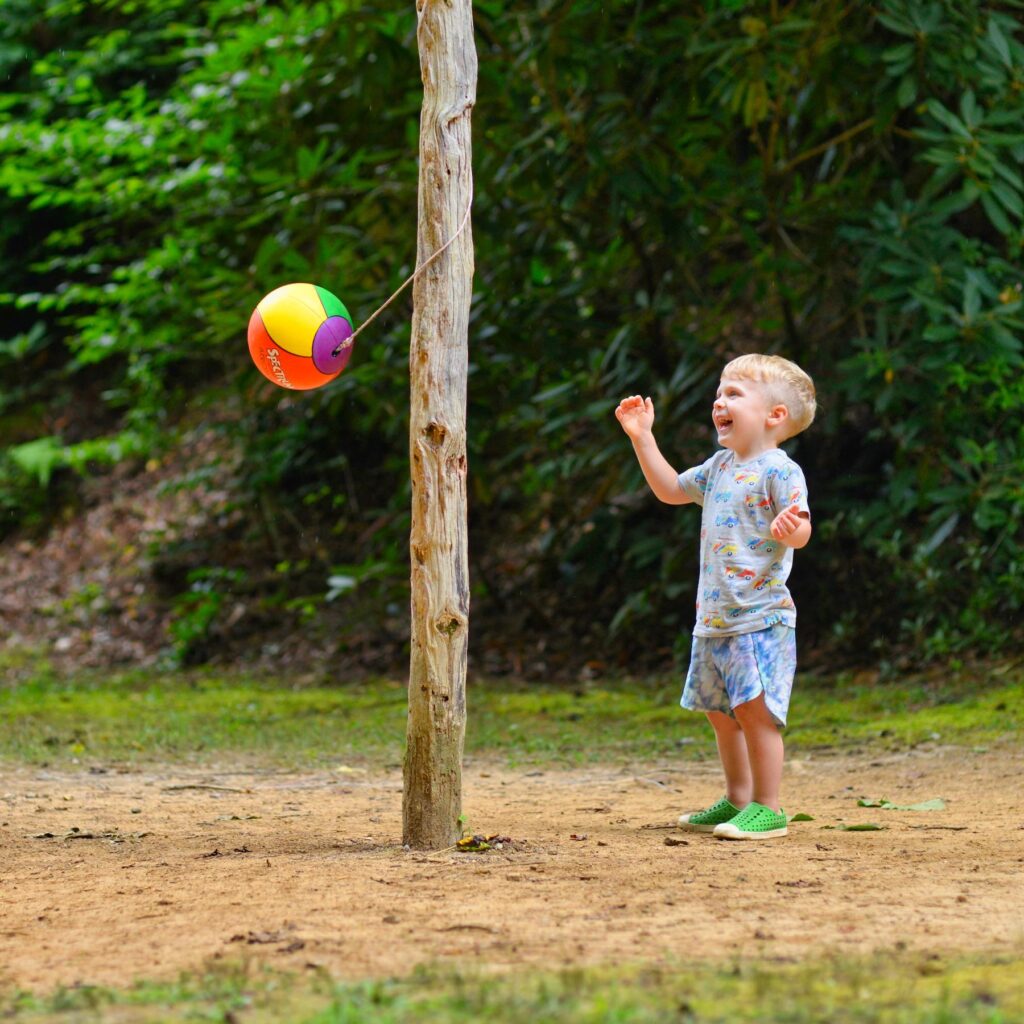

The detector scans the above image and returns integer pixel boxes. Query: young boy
[614,354,815,840]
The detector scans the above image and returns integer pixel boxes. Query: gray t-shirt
[678,448,809,637]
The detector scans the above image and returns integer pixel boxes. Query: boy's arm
[630,433,693,505]
[614,396,693,506]
[770,506,811,548]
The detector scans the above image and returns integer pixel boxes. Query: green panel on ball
[315,285,352,325]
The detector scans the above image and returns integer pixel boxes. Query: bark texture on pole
[403,0,476,850]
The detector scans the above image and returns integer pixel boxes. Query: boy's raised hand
[615,395,655,440]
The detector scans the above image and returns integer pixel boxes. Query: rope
[332,185,474,356]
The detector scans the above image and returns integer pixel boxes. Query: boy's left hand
[770,505,807,541]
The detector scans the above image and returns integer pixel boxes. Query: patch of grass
[786,660,1024,752]
[0,655,1020,769]
[0,664,410,769]
[3,951,1022,1023]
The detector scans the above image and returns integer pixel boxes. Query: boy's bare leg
[706,711,752,808]
[732,694,784,812]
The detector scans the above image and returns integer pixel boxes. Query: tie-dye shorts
[681,624,796,727]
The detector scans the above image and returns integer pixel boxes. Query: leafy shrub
[0,0,1021,670]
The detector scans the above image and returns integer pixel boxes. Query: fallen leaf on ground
[857,798,946,811]
[822,823,887,832]
[456,834,492,853]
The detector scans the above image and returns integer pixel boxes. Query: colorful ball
[248,282,354,390]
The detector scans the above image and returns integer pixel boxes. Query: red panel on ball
[247,308,339,391]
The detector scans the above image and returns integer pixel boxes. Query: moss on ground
[1,656,1021,769]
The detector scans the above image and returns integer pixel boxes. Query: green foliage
[838,0,1024,657]
[7,436,62,487]
[167,567,248,667]
[0,0,1022,668]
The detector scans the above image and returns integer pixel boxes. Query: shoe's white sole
[677,815,718,832]
[713,824,788,840]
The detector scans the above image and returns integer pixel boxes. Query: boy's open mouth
[715,417,733,430]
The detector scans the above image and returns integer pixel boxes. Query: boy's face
[713,376,783,458]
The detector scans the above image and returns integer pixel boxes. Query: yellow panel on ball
[257,282,325,357]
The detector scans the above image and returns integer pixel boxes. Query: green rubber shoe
[713,802,788,840]
[677,797,740,833]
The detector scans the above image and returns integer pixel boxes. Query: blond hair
[722,354,816,439]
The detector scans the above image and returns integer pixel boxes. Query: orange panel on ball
[247,309,337,390]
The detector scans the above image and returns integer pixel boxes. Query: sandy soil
[1,746,1022,994]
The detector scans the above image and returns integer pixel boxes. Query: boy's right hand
[614,395,655,440]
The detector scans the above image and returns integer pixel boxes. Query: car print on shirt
[745,494,772,511]
[753,575,783,592]
[712,541,739,556]
[734,471,759,486]
[715,514,740,528]
[714,490,733,503]
[724,565,756,580]
[703,615,729,629]
[747,538,777,553]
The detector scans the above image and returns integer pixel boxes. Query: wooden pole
[403,0,476,850]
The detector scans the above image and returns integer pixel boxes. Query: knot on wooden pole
[424,421,447,448]
[435,613,465,637]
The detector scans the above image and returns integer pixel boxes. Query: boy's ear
[767,403,789,428]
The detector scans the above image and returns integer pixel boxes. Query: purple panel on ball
[312,316,355,375]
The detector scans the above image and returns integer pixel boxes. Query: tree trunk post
[403,0,476,850]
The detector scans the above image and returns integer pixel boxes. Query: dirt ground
[1,746,1023,994]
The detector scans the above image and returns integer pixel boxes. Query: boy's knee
[706,710,739,730]
[732,693,774,724]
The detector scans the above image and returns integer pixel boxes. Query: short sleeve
[678,454,717,507]
[767,459,810,519]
